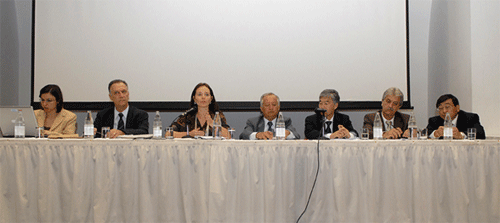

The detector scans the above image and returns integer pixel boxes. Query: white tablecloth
[0,139,499,222]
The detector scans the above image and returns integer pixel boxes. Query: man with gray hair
[362,87,410,139]
[304,89,357,139]
[93,79,149,138]
[239,92,300,140]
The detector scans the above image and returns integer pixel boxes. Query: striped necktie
[118,113,124,131]
[325,121,332,133]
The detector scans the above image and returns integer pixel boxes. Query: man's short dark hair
[108,79,128,93]
[436,94,459,108]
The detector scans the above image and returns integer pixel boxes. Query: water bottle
[14,110,25,138]
[275,112,286,140]
[84,110,94,139]
[153,111,162,139]
[373,112,383,140]
[212,111,222,139]
[443,112,453,139]
[408,112,418,139]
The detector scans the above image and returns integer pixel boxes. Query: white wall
[428,0,472,109]
[427,0,499,137]
[33,0,409,103]
[409,0,432,129]
[470,1,500,137]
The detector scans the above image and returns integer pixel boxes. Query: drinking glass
[36,127,45,138]
[228,128,236,140]
[419,128,428,140]
[165,127,174,139]
[467,128,476,140]
[101,127,110,138]
[361,128,369,140]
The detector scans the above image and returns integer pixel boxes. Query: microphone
[181,105,197,138]
[314,107,330,140]
[181,105,197,116]
[314,108,327,116]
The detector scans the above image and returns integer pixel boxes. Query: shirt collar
[452,114,458,126]
[114,106,129,128]
[381,112,395,129]
[326,114,335,122]
[114,106,129,118]
[264,117,276,131]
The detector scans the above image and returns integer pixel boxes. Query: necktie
[267,121,273,133]
[325,121,332,133]
[118,113,124,131]
[386,120,393,130]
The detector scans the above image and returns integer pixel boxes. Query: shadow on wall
[428,0,472,114]
[428,0,449,115]
[0,0,20,105]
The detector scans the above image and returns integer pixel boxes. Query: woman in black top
[169,83,230,138]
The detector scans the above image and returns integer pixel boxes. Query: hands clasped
[256,130,291,140]
[330,125,350,139]
[383,127,404,139]
[433,126,463,139]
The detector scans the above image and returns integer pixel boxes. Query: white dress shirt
[324,115,355,139]
[113,106,129,130]
[249,117,296,140]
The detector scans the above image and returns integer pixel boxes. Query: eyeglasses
[383,99,401,107]
[437,105,453,112]
[40,98,55,103]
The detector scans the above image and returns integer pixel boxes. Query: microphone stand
[182,117,194,139]
[318,111,330,140]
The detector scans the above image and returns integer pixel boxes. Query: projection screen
[33,0,409,110]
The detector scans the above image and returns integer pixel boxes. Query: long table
[1,139,499,222]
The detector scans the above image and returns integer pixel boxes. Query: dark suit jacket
[304,112,358,139]
[239,114,300,139]
[94,105,149,137]
[426,110,485,139]
[363,111,409,139]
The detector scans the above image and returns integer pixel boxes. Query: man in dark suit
[304,89,358,139]
[239,93,300,140]
[362,87,410,139]
[93,79,149,138]
[426,94,485,139]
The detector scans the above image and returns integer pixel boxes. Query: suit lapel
[378,111,386,132]
[105,108,115,128]
[455,110,465,130]
[436,117,445,127]
[331,113,339,132]
[125,106,133,128]
[50,110,65,131]
[35,110,46,128]
[393,112,403,129]
[257,116,266,132]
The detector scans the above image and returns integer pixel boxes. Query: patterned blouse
[170,111,230,136]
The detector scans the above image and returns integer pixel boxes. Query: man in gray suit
[239,93,300,140]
